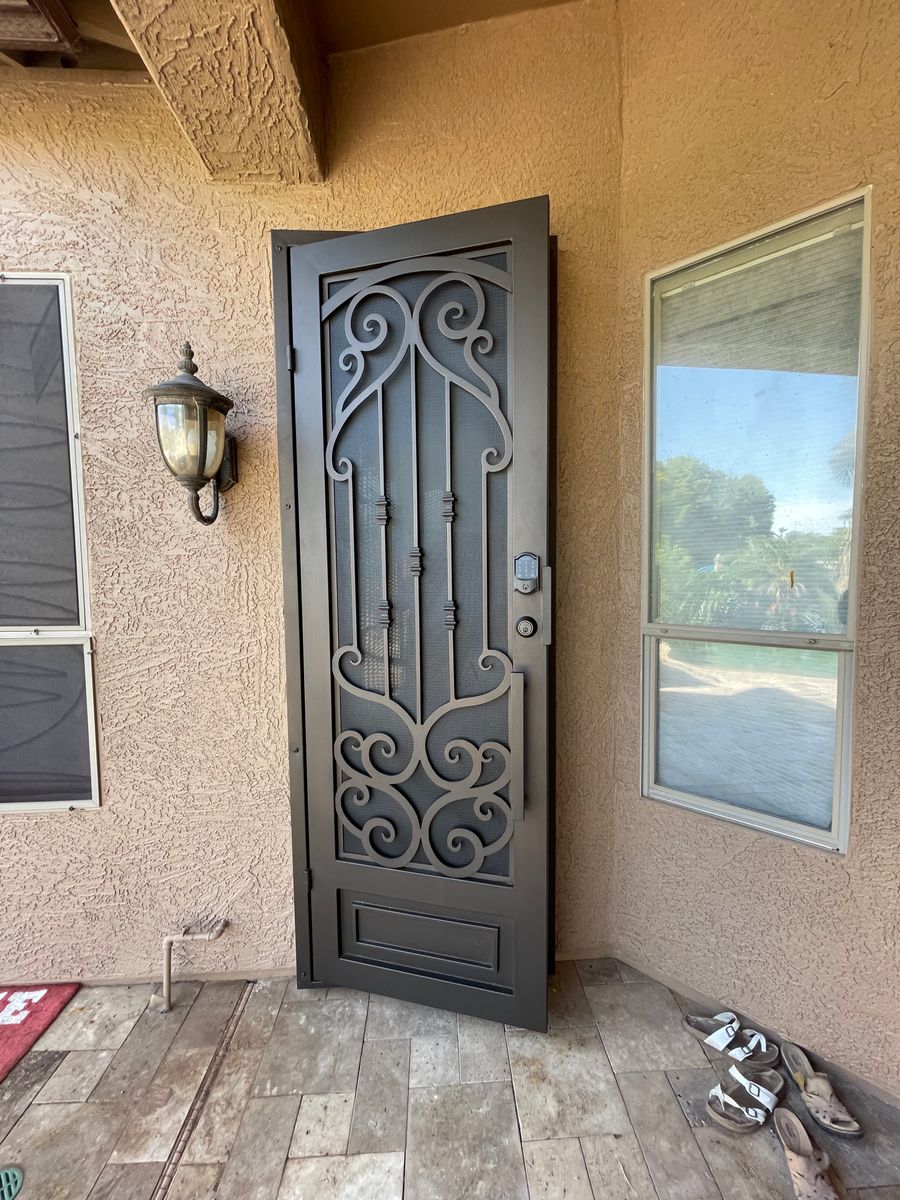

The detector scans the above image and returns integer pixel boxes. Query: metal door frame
[272,228,348,988]
[272,204,556,1011]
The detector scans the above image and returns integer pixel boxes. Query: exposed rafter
[66,0,135,52]
[108,0,325,184]
[0,0,81,51]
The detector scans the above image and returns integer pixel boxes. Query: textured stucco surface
[109,0,325,182]
[0,1,621,995]
[1,0,898,1093]
[612,0,900,1093]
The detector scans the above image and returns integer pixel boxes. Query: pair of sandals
[684,1009,784,1132]
[684,1011,861,1140]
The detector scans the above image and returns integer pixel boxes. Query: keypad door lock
[514,552,540,594]
[516,616,538,639]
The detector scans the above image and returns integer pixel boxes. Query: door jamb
[271,228,355,989]
[547,234,558,977]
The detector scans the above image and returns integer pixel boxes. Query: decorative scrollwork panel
[323,249,515,882]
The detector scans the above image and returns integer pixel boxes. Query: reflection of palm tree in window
[655,451,852,633]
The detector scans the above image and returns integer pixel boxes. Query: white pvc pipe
[157,919,228,1012]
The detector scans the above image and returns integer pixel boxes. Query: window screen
[0,284,80,626]
[0,276,97,809]
[642,197,866,851]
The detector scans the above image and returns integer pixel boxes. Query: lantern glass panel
[156,402,202,477]
[204,407,227,477]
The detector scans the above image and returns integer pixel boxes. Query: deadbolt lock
[516,616,538,639]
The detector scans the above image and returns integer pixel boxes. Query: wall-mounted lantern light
[145,343,238,525]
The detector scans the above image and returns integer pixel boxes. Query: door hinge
[303,868,312,892]
[286,345,297,373]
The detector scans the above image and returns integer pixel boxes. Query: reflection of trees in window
[656,455,775,564]
[655,450,851,634]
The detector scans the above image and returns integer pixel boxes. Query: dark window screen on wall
[0,284,80,626]
[0,278,96,807]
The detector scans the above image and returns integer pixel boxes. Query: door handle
[510,672,525,821]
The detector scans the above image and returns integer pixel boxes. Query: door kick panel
[339,889,516,990]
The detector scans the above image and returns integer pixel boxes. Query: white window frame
[640,189,872,854]
[0,271,99,812]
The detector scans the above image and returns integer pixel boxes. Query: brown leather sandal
[781,1043,862,1139]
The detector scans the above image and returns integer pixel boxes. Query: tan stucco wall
[612,0,900,1092]
[0,0,898,1091]
[0,3,621,987]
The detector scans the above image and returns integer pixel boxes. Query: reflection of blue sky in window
[656,366,857,535]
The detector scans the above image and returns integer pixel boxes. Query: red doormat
[0,984,80,1084]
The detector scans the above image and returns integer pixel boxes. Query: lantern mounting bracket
[188,435,239,526]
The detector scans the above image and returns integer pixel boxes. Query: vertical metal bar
[323,313,344,788]
[347,466,359,654]
[444,376,455,700]
[481,460,489,660]
[410,345,422,723]
[509,672,525,820]
[377,385,390,698]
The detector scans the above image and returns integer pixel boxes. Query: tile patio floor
[1,959,898,1200]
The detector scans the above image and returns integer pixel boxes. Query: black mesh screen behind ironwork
[323,248,514,882]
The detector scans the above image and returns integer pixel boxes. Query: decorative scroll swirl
[325,258,515,879]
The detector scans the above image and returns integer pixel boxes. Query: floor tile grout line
[402,1030,411,1154]
[504,1020,530,1155]
[6,1051,68,1123]
[575,1135,600,1200]
[592,1014,652,1185]
[617,1067,696,1200]
[270,1103,298,1200]
[345,991,370,1154]
[662,1068,724,1200]
[504,1030,530,1198]
[30,1049,70,1104]
[401,1030,412,1200]
[691,1119,729,1200]
[455,1012,460,1087]
[149,980,254,1200]
[215,1017,280,1168]
[0,1051,69,1152]
[86,983,200,1106]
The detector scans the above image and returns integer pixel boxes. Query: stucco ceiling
[314,0,575,54]
[0,0,574,179]
[0,0,576,70]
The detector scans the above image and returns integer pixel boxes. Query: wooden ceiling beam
[0,0,82,52]
[66,0,135,52]
[108,0,325,183]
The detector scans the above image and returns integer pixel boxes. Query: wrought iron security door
[274,199,553,1030]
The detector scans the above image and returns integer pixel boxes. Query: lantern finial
[179,342,199,376]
